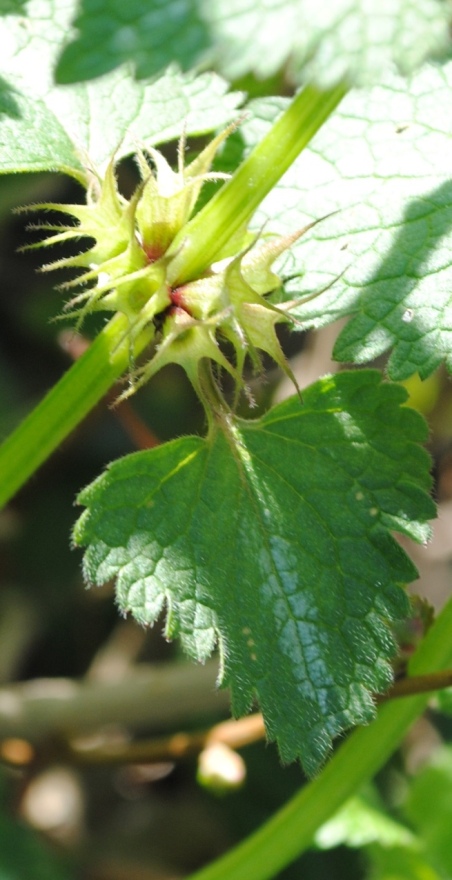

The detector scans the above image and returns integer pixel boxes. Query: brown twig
[58,329,161,449]
[60,669,452,767]
[379,668,452,701]
[65,713,266,766]
[3,668,452,769]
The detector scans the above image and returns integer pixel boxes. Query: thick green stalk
[0,316,153,507]
[0,85,345,507]
[186,594,452,880]
[168,81,347,286]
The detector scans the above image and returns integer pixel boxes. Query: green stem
[0,316,153,508]
[168,81,347,286]
[186,595,452,880]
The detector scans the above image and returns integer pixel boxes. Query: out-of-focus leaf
[315,794,416,850]
[0,797,71,879]
[404,746,452,876]
[0,0,242,178]
[55,0,452,87]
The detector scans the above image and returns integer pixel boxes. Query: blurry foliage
[0,773,71,880]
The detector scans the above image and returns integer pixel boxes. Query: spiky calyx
[23,127,312,412]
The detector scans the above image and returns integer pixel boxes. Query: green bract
[25,127,310,407]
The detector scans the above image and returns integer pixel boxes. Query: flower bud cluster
[25,127,309,406]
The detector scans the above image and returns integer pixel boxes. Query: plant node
[22,126,314,412]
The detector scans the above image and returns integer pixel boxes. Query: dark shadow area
[55,0,213,83]
[0,75,22,119]
[0,0,29,13]
[334,179,452,377]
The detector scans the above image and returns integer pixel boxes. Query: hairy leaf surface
[236,63,452,380]
[74,371,434,775]
[0,0,242,177]
[54,0,452,87]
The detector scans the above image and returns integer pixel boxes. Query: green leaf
[322,745,452,880]
[240,62,452,380]
[435,685,452,715]
[0,0,242,178]
[404,746,452,876]
[54,0,452,87]
[73,371,434,776]
[315,792,416,850]
[56,0,211,84]
[367,846,442,880]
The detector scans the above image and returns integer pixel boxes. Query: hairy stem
[185,594,452,880]
[168,82,347,286]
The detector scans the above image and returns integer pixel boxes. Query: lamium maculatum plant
[2,3,452,880]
